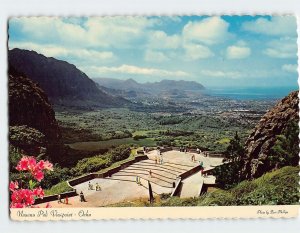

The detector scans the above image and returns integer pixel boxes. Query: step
[116,170,176,181]
[122,166,179,177]
[128,163,185,174]
[107,176,174,189]
[112,173,175,186]
[137,160,191,172]
[143,157,195,169]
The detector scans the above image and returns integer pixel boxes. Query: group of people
[88,181,102,191]
[179,146,188,153]
[57,194,69,204]
[155,155,164,164]
[180,146,203,154]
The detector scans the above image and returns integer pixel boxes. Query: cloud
[200,70,242,79]
[85,17,157,48]
[183,43,214,60]
[183,16,233,45]
[144,50,170,62]
[10,17,87,46]
[226,43,251,59]
[83,64,191,78]
[263,37,297,58]
[147,30,181,50]
[9,16,158,49]
[282,64,298,73]
[242,16,297,37]
[9,41,117,65]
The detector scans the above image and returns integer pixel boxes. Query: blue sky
[8,16,298,87]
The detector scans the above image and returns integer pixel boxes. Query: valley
[55,95,276,154]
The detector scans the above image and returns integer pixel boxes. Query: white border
[1,0,300,232]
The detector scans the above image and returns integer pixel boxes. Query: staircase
[106,159,194,194]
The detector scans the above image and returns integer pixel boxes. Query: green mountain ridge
[8,48,129,108]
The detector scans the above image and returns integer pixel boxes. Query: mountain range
[93,77,205,98]
[8,49,128,108]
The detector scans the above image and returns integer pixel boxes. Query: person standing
[149,170,153,178]
[57,194,62,204]
[65,195,69,205]
[80,191,86,202]
[96,182,101,191]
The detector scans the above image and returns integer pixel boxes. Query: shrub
[133,135,147,140]
[73,145,131,176]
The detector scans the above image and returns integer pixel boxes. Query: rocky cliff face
[9,66,61,143]
[243,91,299,178]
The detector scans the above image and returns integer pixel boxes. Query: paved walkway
[48,178,151,208]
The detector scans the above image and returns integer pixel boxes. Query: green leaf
[29,180,37,189]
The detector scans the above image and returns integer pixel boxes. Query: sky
[8,16,298,87]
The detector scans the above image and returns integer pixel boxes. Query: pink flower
[10,202,26,208]
[33,170,44,182]
[11,189,34,207]
[16,156,30,171]
[10,156,53,208]
[16,156,36,171]
[15,156,53,182]
[33,187,44,199]
[43,160,53,171]
[36,160,45,170]
[37,160,53,171]
[27,157,37,170]
[9,181,18,191]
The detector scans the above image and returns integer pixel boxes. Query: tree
[213,132,246,189]
[224,131,245,162]
[269,120,299,168]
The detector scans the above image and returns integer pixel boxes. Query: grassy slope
[44,181,73,196]
[111,166,300,207]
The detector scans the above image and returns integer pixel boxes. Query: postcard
[8,15,299,220]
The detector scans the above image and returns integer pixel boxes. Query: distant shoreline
[203,86,298,100]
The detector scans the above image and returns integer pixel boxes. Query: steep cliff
[243,91,299,178]
[9,66,61,144]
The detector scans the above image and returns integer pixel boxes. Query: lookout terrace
[40,149,223,207]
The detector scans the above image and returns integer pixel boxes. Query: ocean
[204,86,299,100]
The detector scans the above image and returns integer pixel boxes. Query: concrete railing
[170,165,203,197]
[160,147,173,153]
[34,190,77,205]
[170,177,182,197]
[179,165,202,180]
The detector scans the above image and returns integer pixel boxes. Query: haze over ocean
[204,86,298,100]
